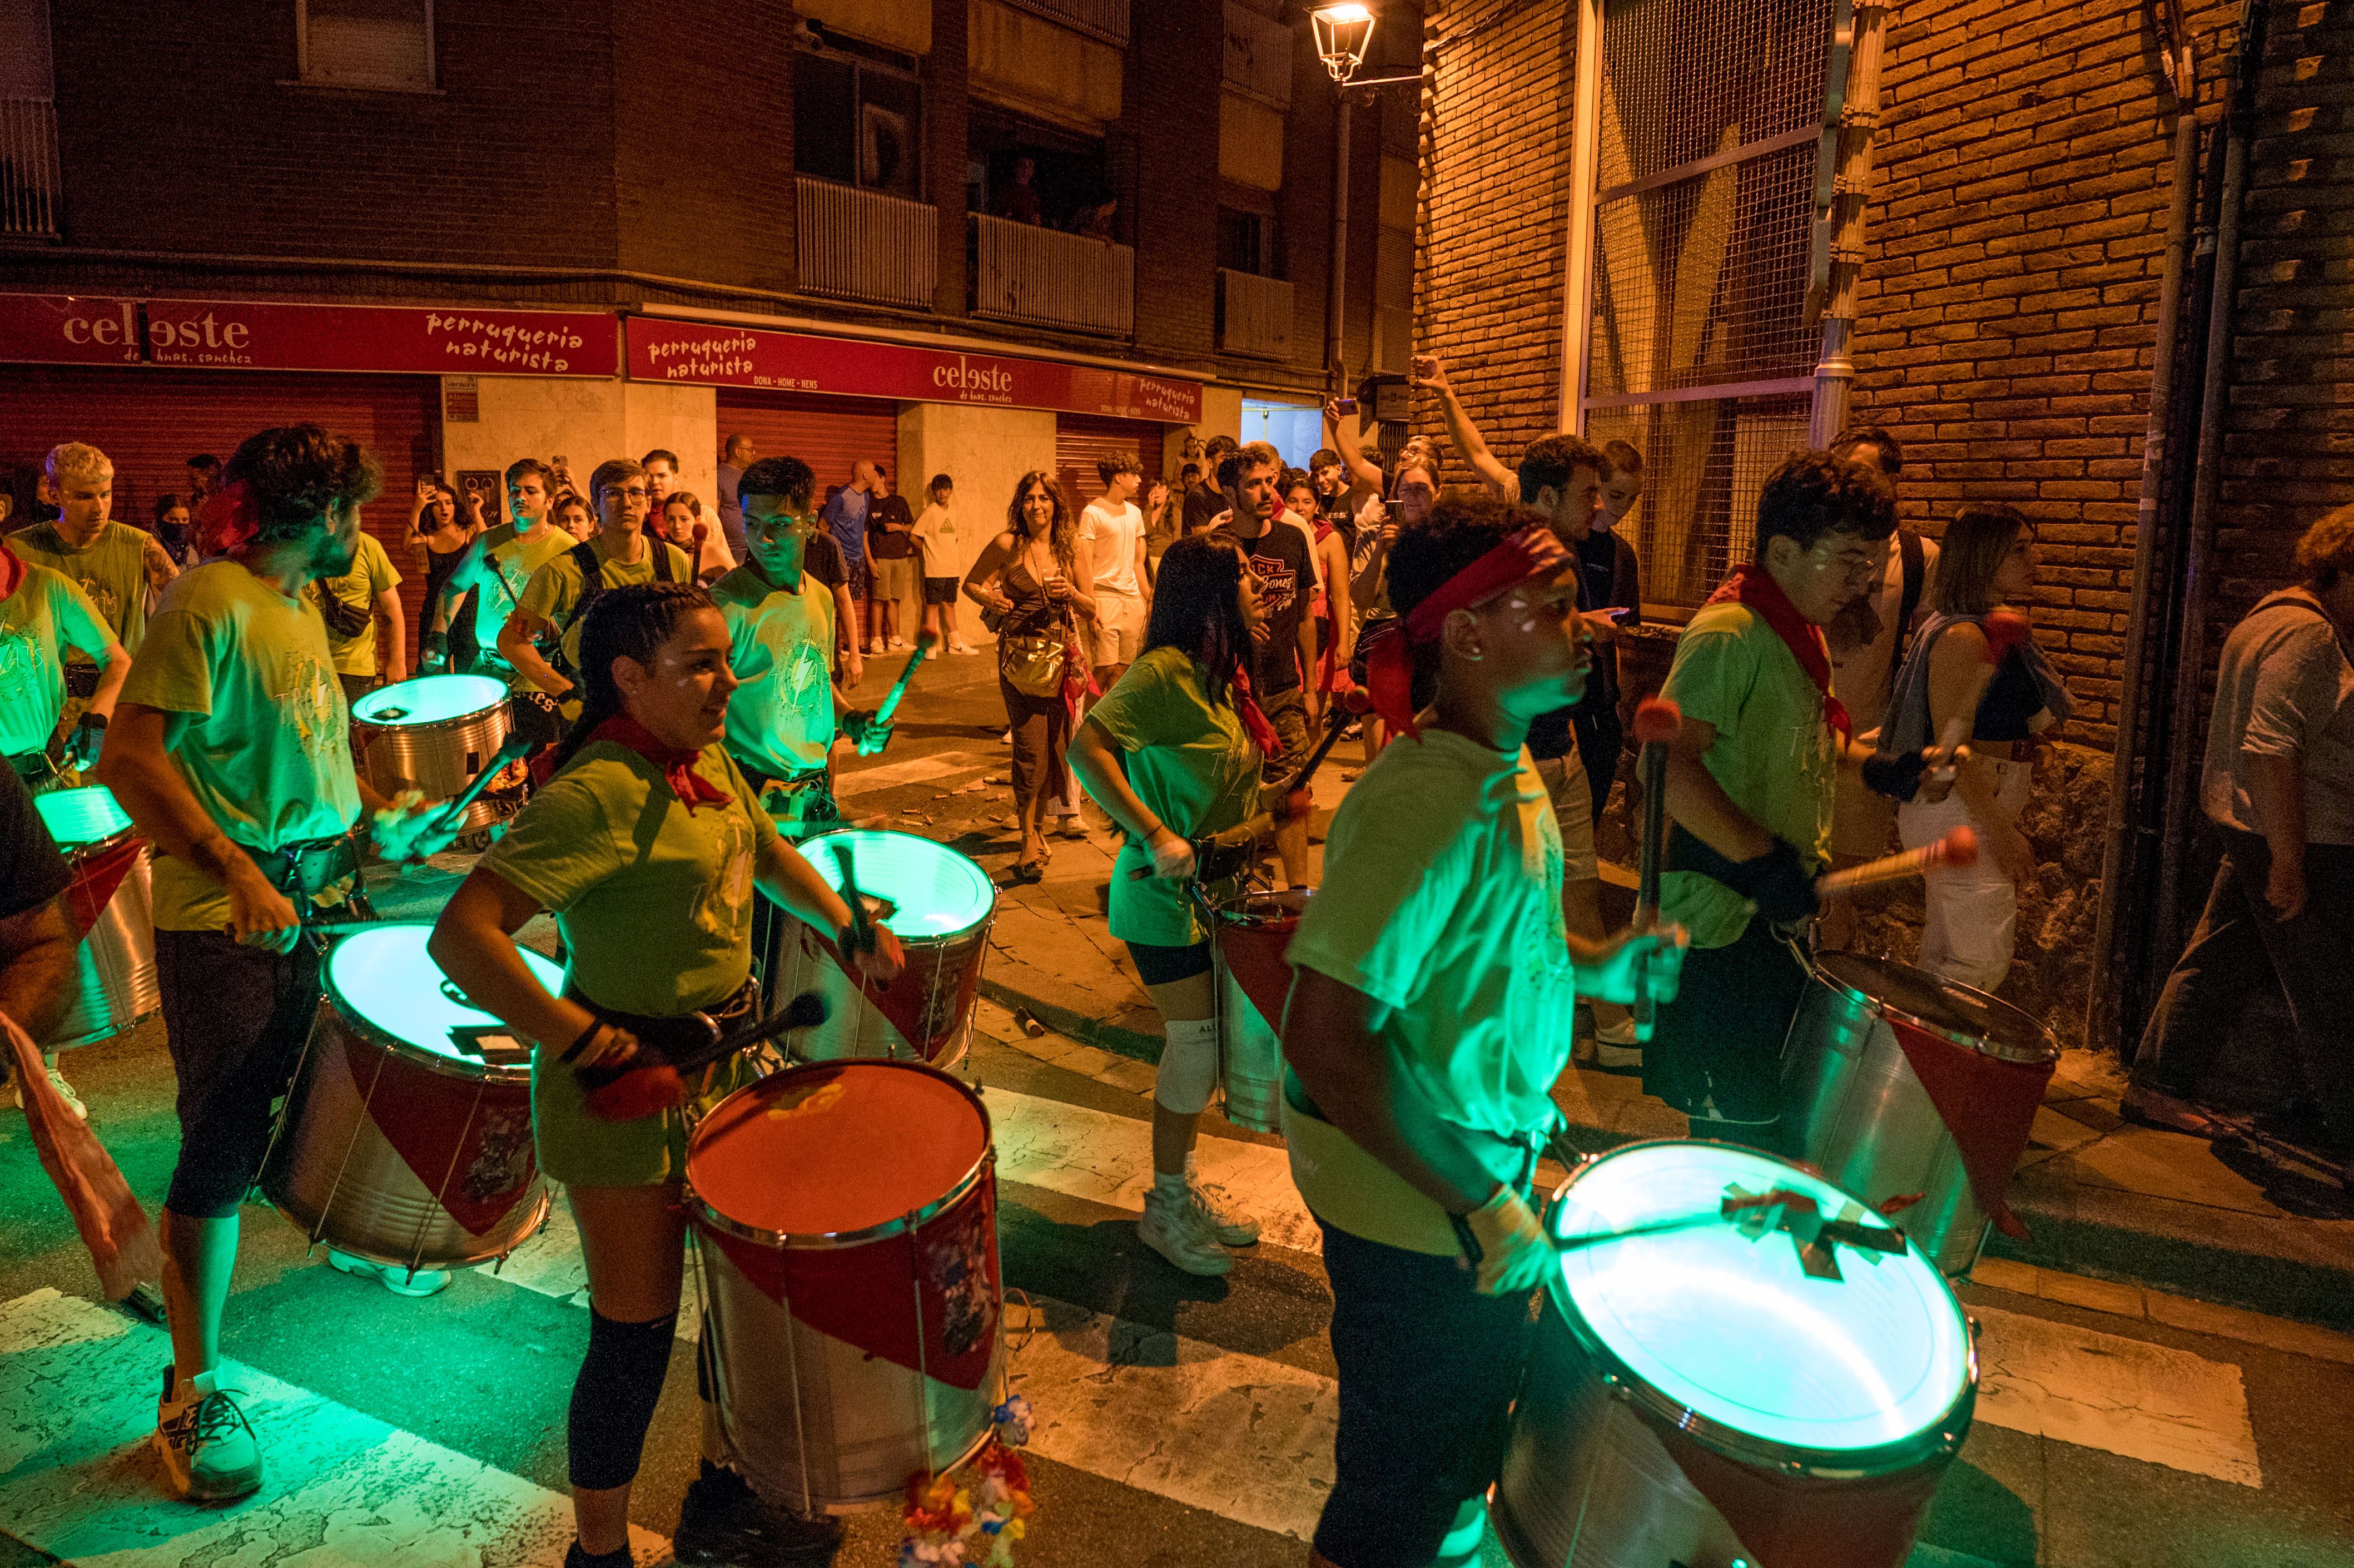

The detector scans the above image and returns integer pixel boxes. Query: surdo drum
[350,674,515,832]
[1209,887,1309,1134]
[31,786,160,1050]
[771,829,996,1069]
[260,923,563,1276]
[1495,1142,1976,1568]
[687,1059,1004,1511]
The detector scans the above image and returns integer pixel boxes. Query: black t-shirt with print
[1217,518,1313,696]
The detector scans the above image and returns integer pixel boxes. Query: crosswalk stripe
[0,1288,670,1567]
[833,748,997,800]
[1970,1304,2262,1487]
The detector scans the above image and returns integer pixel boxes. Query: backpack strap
[550,540,608,682]
[1890,530,1926,691]
[652,540,676,584]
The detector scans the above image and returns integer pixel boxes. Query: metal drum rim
[350,677,510,735]
[1211,886,1311,930]
[53,822,142,866]
[796,826,999,947]
[1542,1139,1982,1478]
[321,921,537,1086]
[685,1058,996,1251]
[1809,954,2059,1065]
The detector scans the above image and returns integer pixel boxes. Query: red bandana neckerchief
[1365,525,1570,740]
[0,541,23,602]
[590,714,732,815]
[1706,563,1853,741]
[1228,665,1283,758]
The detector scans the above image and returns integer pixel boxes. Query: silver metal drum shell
[354,699,513,832]
[42,834,159,1050]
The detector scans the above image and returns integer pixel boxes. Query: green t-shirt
[8,520,170,658]
[480,738,779,1016]
[1084,647,1263,946]
[122,560,361,931]
[712,563,838,780]
[1282,729,1576,1256]
[311,531,403,678]
[513,534,694,693]
[473,523,575,673]
[0,563,111,755]
[1657,599,1840,948]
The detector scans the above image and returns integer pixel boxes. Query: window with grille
[796,42,925,200]
[297,0,435,93]
[1580,0,1837,610]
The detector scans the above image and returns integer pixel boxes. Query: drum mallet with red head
[1814,827,1979,899]
[1628,697,1681,1039]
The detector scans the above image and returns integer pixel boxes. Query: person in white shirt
[912,474,977,657]
[1081,452,1152,691]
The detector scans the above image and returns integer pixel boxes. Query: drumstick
[427,733,542,834]
[871,630,941,732]
[1284,687,1369,805]
[1627,698,1681,1040]
[1815,826,1979,898]
[577,991,831,1120]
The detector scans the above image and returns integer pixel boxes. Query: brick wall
[1123,0,1221,365]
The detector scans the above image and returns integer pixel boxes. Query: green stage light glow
[803,828,995,937]
[1556,1143,1971,1454]
[326,922,565,1062]
[352,674,509,727]
[34,786,133,849]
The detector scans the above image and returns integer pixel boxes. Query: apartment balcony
[1217,267,1294,361]
[0,98,62,239]
[971,213,1134,338]
[999,0,1130,46]
[796,176,939,312]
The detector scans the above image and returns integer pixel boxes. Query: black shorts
[156,928,324,1219]
[1642,911,1812,1133]
[1312,1218,1539,1568]
[923,575,961,606]
[1125,937,1212,987]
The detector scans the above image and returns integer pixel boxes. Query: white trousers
[1897,756,2033,994]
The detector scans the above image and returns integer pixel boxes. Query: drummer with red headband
[1280,492,1685,1568]
[96,425,461,1504]
[1646,450,1952,1153]
[429,580,902,1568]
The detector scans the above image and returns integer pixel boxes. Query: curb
[977,977,1161,1063]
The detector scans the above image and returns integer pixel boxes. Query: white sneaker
[328,1249,452,1298]
[888,637,910,651]
[1591,1018,1643,1070]
[7,1062,87,1120]
[925,646,941,661]
[1000,728,1014,746]
[1139,1187,1233,1276]
[951,641,978,655]
[155,1364,263,1501]
[1185,1173,1261,1246]
[867,638,884,655]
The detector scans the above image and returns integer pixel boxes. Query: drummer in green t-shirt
[430,580,902,1568]
[96,424,464,1506]
[1279,492,1685,1568]
[1070,534,1275,1278]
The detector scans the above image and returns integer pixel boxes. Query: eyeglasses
[612,485,649,502]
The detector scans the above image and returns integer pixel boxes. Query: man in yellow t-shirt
[1282,492,1683,1568]
[309,528,406,704]
[96,424,459,1506]
[0,545,128,785]
[15,443,179,664]
[498,458,691,729]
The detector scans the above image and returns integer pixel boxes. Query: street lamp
[1312,3,1377,84]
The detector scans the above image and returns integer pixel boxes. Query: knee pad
[568,1308,679,1490]
[1154,1016,1221,1115]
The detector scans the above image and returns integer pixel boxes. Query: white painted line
[0,1288,668,1566]
[984,1085,1324,1254]
[833,748,997,800]
[1971,1304,2262,1487]
[1004,1295,1335,1542]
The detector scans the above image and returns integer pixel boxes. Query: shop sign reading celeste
[627,318,1204,424]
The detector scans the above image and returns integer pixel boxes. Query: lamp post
[1313,5,1376,381]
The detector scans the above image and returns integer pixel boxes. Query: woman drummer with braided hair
[430,581,902,1568]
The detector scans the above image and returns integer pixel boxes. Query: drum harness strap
[255,830,379,941]
[548,538,677,687]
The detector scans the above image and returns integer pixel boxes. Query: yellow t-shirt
[1282,728,1576,1255]
[6,520,171,658]
[712,563,837,780]
[512,534,694,694]
[0,563,111,755]
[473,523,576,673]
[311,532,404,678]
[121,560,361,930]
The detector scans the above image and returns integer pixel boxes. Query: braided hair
[549,580,717,773]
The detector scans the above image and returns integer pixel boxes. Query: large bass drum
[1781,951,2059,1276]
[688,1059,1004,1512]
[1495,1140,1976,1568]
[32,785,160,1050]
[260,923,562,1277]
[1210,887,1308,1134]
[351,674,514,832]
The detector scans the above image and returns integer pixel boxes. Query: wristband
[77,712,107,732]
[1860,748,1928,802]
[1725,837,1821,924]
[559,1018,607,1065]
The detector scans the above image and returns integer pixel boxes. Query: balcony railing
[796,177,938,311]
[971,213,1134,338]
[999,0,1129,46]
[1218,268,1293,361]
[0,99,62,239]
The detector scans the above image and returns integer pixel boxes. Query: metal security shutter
[713,390,901,508]
[1054,414,1162,509]
[0,368,439,629]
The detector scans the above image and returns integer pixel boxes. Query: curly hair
[1754,449,1898,560]
[222,424,384,546]
[1006,470,1078,573]
[2295,501,2354,589]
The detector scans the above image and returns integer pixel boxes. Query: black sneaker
[673,1461,844,1564]
[565,1543,633,1568]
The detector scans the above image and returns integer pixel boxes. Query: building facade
[0,0,1421,624]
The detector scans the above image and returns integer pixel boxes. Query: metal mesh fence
[1590,394,1813,608]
